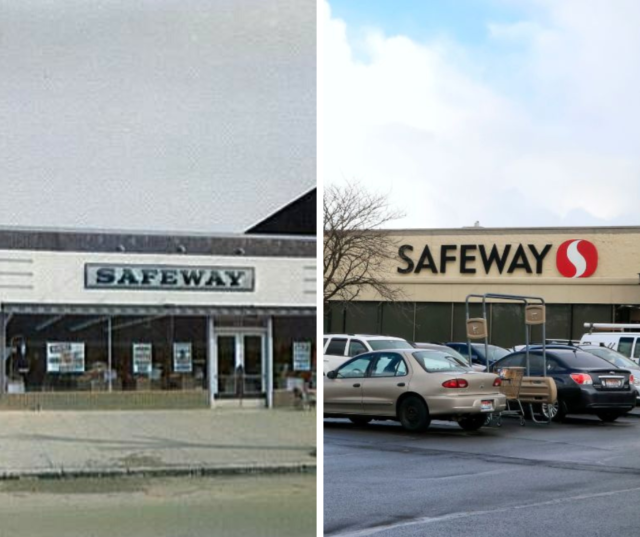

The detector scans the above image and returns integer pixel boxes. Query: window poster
[293,341,312,371]
[173,342,193,373]
[132,343,153,375]
[47,342,85,373]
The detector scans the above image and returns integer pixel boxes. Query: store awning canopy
[0,303,316,317]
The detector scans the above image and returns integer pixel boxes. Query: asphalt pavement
[0,408,316,478]
[324,410,640,537]
[0,474,316,537]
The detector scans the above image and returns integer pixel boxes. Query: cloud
[0,0,315,232]
[323,0,640,228]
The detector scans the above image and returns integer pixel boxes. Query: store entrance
[216,332,265,398]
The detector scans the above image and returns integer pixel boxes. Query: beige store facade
[325,226,640,348]
[0,228,316,410]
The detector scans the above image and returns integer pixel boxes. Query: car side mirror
[327,370,337,380]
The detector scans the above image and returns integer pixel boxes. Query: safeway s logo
[556,239,598,278]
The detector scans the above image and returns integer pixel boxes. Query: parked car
[445,342,510,368]
[323,334,411,373]
[512,343,640,404]
[579,331,640,363]
[412,342,486,371]
[582,345,640,403]
[491,348,636,422]
[324,348,507,432]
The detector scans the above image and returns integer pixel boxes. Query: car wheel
[542,398,567,422]
[596,411,622,423]
[398,395,431,432]
[458,415,485,432]
[348,417,372,426]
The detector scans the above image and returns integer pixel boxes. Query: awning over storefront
[0,303,316,317]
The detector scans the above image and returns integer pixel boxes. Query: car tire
[458,415,485,432]
[398,396,431,432]
[348,417,372,426]
[596,411,622,423]
[542,398,568,422]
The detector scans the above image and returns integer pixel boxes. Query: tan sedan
[324,348,507,431]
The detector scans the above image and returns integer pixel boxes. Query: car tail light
[442,378,468,389]
[570,373,593,385]
[631,374,635,384]
[493,378,502,387]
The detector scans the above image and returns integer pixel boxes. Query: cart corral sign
[397,240,598,278]
[85,264,255,291]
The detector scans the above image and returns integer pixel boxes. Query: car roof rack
[584,323,640,334]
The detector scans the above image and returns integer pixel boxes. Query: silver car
[582,345,640,402]
[324,348,507,432]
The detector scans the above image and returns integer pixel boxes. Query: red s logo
[556,239,598,278]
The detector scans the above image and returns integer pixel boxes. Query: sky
[323,0,640,229]
[0,0,315,234]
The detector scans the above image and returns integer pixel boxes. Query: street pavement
[0,408,316,478]
[324,411,640,537]
[0,474,315,537]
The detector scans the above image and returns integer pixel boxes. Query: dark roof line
[0,227,315,258]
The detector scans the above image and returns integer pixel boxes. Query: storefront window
[110,315,207,391]
[5,314,207,393]
[273,317,316,390]
[6,314,109,393]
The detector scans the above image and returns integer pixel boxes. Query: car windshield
[585,347,637,369]
[471,344,509,362]
[412,351,472,373]
[369,339,410,350]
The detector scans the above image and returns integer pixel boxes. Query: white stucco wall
[0,250,316,308]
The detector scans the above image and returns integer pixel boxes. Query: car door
[323,337,348,373]
[347,338,368,358]
[360,352,409,416]
[633,338,640,364]
[324,354,374,415]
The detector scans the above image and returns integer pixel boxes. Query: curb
[0,461,317,481]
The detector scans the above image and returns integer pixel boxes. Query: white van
[323,334,411,373]
[580,323,640,364]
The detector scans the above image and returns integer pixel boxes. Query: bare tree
[324,182,405,304]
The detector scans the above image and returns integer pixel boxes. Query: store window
[273,317,316,390]
[5,314,207,393]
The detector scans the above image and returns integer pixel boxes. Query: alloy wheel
[541,401,558,419]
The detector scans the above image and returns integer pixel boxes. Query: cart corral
[465,293,559,426]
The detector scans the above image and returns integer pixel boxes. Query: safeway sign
[555,239,598,278]
[85,264,255,291]
[397,240,598,278]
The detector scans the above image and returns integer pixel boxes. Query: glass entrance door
[216,333,265,398]
[217,335,237,396]
[243,335,263,395]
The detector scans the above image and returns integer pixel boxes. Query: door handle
[397,383,406,387]
[353,383,361,388]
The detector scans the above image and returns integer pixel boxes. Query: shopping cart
[494,366,526,426]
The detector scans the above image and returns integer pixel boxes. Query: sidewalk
[0,408,316,479]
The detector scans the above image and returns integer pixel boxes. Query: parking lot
[324,411,640,537]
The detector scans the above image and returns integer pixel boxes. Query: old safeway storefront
[325,226,640,348]
[0,228,315,409]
